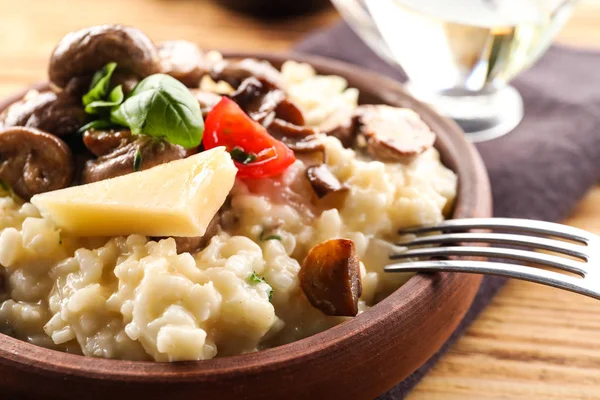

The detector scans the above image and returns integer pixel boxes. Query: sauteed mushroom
[229,77,285,122]
[111,71,140,95]
[299,238,362,317]
[158,40,207,88]
[319,107,357,148]
[0,91,86,137]
[49,24,160,90]
[266,118,324,153]
[0,127,74,199]
[210,58,282,89]
[354,105,436,162]
[164,212,221,254]
[82,135,187,183]
[305,164,348,199]
[274,99,305,126]
[82,129,133,157]
[190,89,222,118]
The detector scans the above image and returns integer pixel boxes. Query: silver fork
[385,218,600,300]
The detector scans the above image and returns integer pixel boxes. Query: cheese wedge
[31,147,236,237]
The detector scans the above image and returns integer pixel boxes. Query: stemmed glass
[330,0,577,142]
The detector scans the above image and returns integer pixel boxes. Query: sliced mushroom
[158,40,208,88]
[229,77,285,122]
[49,24,160,89]
[0,127,74,199]
[319,106,358,148]
[299,238,362,317]
[82,129,133,157]
[266,118,324,153]
[158,211,221,254]
[274,99,305,126]
[355,105,436,162]
[305,164,348,199]
[190,89,222,118]
[0,91,87,137]
[82,136,187,183]
[210,58,282,89]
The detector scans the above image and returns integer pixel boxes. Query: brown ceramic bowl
[0,52,491,400]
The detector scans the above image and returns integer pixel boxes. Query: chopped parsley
[248,271,264,284]
[259,228,282,242]
[133,146,143,172]
[230,147,257,165]
[0,179,20,202]
[247,271,274,302]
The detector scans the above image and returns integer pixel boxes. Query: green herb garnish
[0,179,10,192]
[230,147,257,165]
[133,146,143,172]
[85,85,124,115]
[259,228,282,242]
[77,119,114,134]
[0,179,21,202]
[80,66,204,150]
[247,272,274,302]
[264,235,282,241]
[110,74,204,149]
[248,271,264,284]
[82,62,121,113]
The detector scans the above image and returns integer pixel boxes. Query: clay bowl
[0,52,492,400]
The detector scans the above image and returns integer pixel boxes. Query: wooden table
[0,0,599,398]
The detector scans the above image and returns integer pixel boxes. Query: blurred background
[1,0,599,99]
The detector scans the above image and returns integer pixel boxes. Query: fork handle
[385,260,600,300]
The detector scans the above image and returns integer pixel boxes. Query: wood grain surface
[0,0,598,399]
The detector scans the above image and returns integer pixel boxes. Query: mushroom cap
[210,58,283,89]
[355,105,436,162]
[0,91,86,137]
[299,238,362,317]
[0,127,74,199]
[81,135,187,184]
[158,40,208,88]
[49,24,160,89]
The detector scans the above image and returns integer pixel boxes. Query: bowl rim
[0,50,491,382]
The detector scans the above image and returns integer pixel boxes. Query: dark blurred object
[219,0,330,17]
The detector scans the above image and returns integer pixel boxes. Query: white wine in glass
[331,0,577,141]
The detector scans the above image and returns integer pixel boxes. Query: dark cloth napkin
[295,22,600,399]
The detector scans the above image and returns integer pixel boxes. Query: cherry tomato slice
[203,97,296,179]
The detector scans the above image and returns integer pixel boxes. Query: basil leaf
[111,74,204,149]
[77,119,114,134]
[133,146,143,172]
[82,62,117,109]
[85,85,124,114]
[230,147,257,165]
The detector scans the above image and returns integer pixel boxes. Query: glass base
[405,84,524,143]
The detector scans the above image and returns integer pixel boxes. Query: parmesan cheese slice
[31,147,236,237]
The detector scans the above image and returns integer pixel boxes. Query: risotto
[0,25,456,362]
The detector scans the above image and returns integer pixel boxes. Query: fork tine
[399,218,593,244]
[384,260,600,300]
[389,246,587,276]
[398,232,589,260]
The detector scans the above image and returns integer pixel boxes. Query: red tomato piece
[203,97,296,179]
